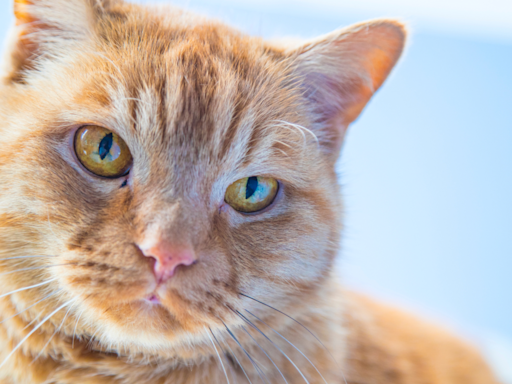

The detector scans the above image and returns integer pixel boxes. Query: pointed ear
[288,20,406,158]
[5,0,113,83]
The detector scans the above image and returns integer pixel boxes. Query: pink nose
[140,241,197,283]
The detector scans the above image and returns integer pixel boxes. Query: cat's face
[0,0,405,357]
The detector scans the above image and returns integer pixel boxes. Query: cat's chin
[82,287,241,356]
[85,299,213,353]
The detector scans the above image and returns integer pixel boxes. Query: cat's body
[0,1,499,383]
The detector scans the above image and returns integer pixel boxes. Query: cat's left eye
[225,176,279,213]
[74,126,132,178]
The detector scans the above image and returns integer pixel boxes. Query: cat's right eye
[74,126,133,178]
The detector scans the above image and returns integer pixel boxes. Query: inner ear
[288,20,407,158]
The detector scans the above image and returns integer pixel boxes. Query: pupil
[246,176,258,199]
[98,133,114,160]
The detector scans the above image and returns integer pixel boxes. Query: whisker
[47,207,58,239]
[121,97,153,107]
[206,327,230,384]
[221,320,270,384]
[0,291,59,326]
[273,120,319,145]
[72,309,84,349]
[0,263,77,277]
[0,255,57,261]
[246,310,335,384]
[22,313,41,331]
[237,310,309,384]
[226,356,239,384]
[0,279,57,300]
[221,334,254,384]
[0,298,77,369]
[240,324,289,384]
[89,51,128,86]
[30,304,74,365]
[21,292,64,332]
[239,293,336,362]
[87,327,101,348]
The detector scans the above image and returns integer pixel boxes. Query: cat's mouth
[145,294,161,305]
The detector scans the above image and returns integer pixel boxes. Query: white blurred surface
[201,0,512,43]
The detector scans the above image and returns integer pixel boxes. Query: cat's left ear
[287,20,406,159]
[4,0,112,83]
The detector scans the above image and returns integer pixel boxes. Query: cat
[0,0,500,383]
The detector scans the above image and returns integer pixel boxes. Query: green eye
[74,126,132,178]
[225,176,279,213]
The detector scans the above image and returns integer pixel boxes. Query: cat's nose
[139,240,197,283]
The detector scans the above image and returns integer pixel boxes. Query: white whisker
[240,325,289,384]
[121,97,153,107]
[274,120,319,145]
[31,304,73,365]
[0,298,77,370]
[0,264,76,277]
[240,293,337,363]
[0,279,57,300]
[273,140,293,149]
[0,291,59,326]
[238,311,309,384]
[246,310,332,384]
[89,51,128,86]
[0,255,57,261]
[72,309,84,349]
[87,327,101,347]
[23,313,41,331]
[221,336,254,384]
[222,321,269,384]
[47,207,58,239]
[206,327,230,384]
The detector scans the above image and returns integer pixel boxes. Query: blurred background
[1,0,511,381]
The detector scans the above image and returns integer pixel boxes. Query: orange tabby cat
[0,0,499,383]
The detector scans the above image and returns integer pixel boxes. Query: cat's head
[0,0,405,357]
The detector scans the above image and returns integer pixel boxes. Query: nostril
[146,254,157,269]
[137,240,197,283]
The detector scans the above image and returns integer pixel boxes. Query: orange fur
[0,0,499,383]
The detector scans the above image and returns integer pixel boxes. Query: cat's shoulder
[342,290,500,384]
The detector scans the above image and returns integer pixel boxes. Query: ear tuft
[5,0,109,83]
[289,20,407,157]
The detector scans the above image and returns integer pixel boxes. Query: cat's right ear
[4,0,114,83]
